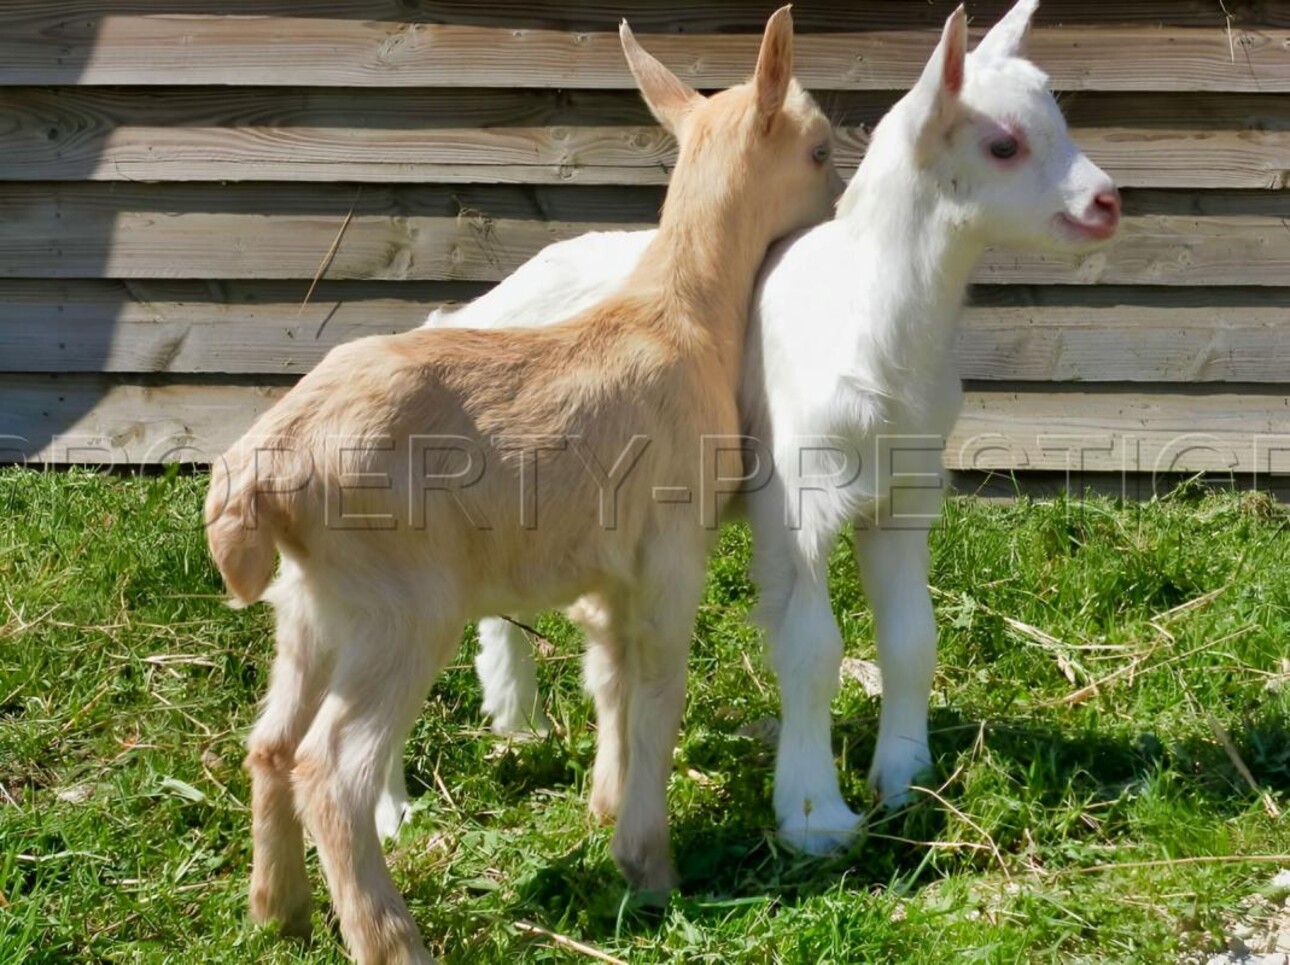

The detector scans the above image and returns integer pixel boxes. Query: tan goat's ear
[620,20,701,136]
[754,6,795,127]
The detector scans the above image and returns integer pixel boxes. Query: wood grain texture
[4,88,1288,188]
[3,2,1288,475]
[2,281,1287,382]
[6,375,1288,474]
[6,1,1287,33]
[951,385,1290,473]
[2,18,1287,91]
[0,184,1285,286]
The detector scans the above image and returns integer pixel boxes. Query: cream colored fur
[204,10,837,963]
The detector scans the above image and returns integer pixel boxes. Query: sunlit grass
[1,469,1286,962]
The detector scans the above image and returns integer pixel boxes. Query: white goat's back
[426,230,654,331]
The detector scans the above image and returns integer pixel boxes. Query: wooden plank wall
[1,0,1288,486]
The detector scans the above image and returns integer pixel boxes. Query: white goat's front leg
[475,615,551,737]
[853,524,936,806]
[758,553,861,855]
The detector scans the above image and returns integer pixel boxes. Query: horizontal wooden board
[4,376,1288,475]
[4,88,1288,188]
[6,1,1288,33]
[0,184,1286,286]
[953,385,1290,473]
[2,19,1287,91]
[1,281,1287,382]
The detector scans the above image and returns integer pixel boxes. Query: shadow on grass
[417,695,1290,943]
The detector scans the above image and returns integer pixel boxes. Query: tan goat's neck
[627,169,767,391]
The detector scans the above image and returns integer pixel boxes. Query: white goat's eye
[989,137,1019,160]
[811,142,831,164]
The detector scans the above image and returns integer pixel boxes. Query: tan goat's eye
[811,143,831,164]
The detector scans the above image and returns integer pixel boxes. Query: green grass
[1,468,1287,963]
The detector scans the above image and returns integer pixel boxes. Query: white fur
[381,0,1119,854]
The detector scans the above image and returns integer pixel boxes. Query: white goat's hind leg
[475,616,551,736]
[378,613,550,845]
[293,613,449,965]
[854,524,936,806]
[569,595,626,822]
[375,748,411,843]
[246,577,328,937]
[761,560,861,855]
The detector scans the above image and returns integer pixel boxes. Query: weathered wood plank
[5,376,1288,474]
[957,293,1290,381]
[951,385,1290,473]
[1,281,1287,382]
[0,184,1285,286]
[7,1,1287,33]
[4,87,1288,188]
[1,19,1286,91]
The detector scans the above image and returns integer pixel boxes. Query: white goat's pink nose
[1091,188,1121,228]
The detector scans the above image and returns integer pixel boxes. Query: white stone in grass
[839,657,883,697]
[55,783,95,804]
[1268,869,1290,899]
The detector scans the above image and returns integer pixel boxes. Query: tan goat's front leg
[609,554,706,897]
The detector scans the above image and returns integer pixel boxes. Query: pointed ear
[620,19,701,136]
[911,4,967,161]
[754,5,795,127]
[972,0,1038,62]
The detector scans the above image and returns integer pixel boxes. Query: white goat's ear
[973,0,1039,62]
[754,6,795,128]
[911,4,967,161]
[620,20,701,136]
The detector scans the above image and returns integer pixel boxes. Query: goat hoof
[868,756,935,810]
[588,787,621,824]
[778,800,863,856]
[346,909,433,965]
[613,843,677,897]
[491,708,553,739]
[250,887,312,941]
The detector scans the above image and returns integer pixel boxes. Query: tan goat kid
[204,9,838,963]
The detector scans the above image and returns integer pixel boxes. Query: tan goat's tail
[204,443,292,605]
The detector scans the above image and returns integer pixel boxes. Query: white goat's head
[893,0,1120,251]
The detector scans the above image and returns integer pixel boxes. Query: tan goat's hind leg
[293,626,451,965]
[246,601,328,938]
[610,562,705,898]
[571,595,628,822]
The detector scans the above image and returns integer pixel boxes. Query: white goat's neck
[839,147,982,397]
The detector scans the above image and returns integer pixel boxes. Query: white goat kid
[382,0,1121,855]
